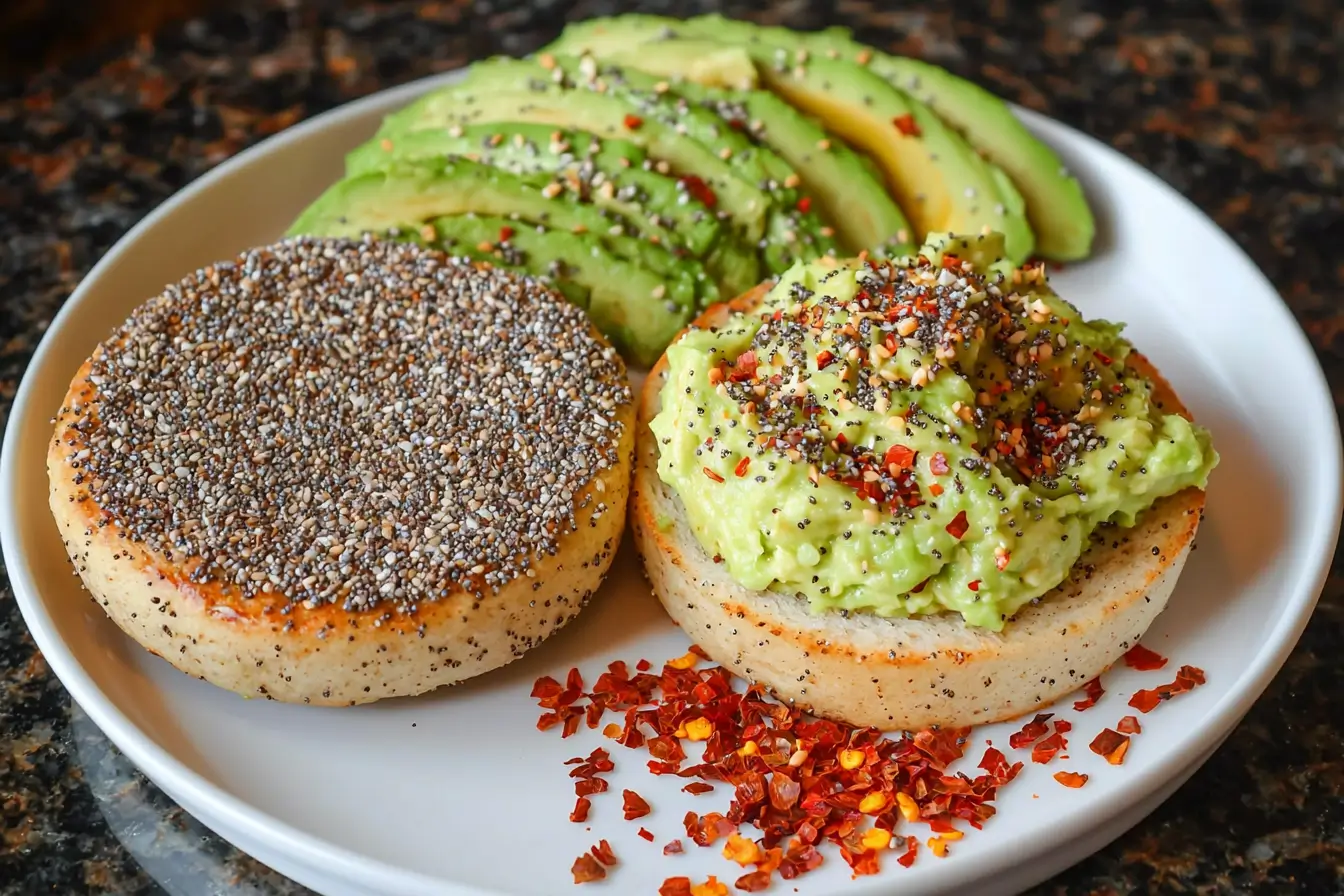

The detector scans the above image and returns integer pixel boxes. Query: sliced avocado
[378,80,769,247]
[428,214,691,367]
[541,32,912,256]
[683,15,1095,260]
[547,17,1033,263]
[287,158,711,299]
[345,124,757,297]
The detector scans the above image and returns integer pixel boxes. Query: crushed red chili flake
[498,225,514,243]
[659,877,692,896]
[623,113,643,130]
[967,579,981,592]
[895,835,919,868]
[679,175,718,208]
[735,869,772,892]
[1123,644,1169,671]
[535,655,1023,886]
[664,839,684,855]
[1053,720,1073,734]
[1031,732,1067,764]
[1073,677,1105,712]
[623,789,652,821]
[945,510,969,539]
[1117,715,1142,735]
[570,797,591,823]
[734,457,751,477]
[1089,729,1131,765]
[893,113,921,136]
[636,659,652,672]
[1053,771,1088,789]
[575,778,608,797]
[1093,349,1114,366]
[571,853,605,883]
[796,196,812,213]
[816,349,836,369]
[1008,713,1053,749]
[703,466,725,483]
[885,444,916,470]
[590,839,618,867]
[929,452,950,475]
[1129,665,1207,713]
[639,827,656,842]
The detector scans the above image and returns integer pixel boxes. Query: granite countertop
[1,1,1340,893]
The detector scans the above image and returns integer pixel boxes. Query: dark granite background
[1,1,1340,893]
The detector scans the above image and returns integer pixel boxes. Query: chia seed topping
[61,236,630,612]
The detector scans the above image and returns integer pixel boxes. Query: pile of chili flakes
[534,643,1205,891]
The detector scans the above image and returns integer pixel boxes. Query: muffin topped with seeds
[48,236,634,705]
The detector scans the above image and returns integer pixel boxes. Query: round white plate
[3,70,1340,896]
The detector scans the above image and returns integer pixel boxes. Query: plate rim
[3,67,1340,896]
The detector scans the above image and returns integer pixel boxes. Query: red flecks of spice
[1053,771,1088,789]
[636,659,652,672]
[1089,729,1131,765]
[659,877,692,896]
[1093,349,1114,366]
[663,839,684,855]
[967,579,981,592]
[945,510,970,539]
[571,853,606,883]
[683,782,715,795]
[1129,665,1207,712]
[1123,644,1169,671]
[1073,678,1105,712]
[1031,732,1067,764]
[734,457,751,477]
[590,839,618,867]
[930,452,950,475]
[884,444,917,471]
[623,789,652,821]
[1008,713,1053,749]
[1117,715,1142,735]
[703,467,725,483]
[639,827,656,842]
[895,835,919,868]
[679,175,718,208]
[735,869,773,891]
[977,746,1023,782]
[796,196,812,213]
[816,350,837,370]
[570,797,591,823]
[994,551,1011,571]
[498,225,514,243]
[575,778,608,797]
[893,113,921,136]
[728,350,758,382]
[623,113,644,130]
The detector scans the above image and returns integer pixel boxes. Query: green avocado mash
[648,232,1218,630]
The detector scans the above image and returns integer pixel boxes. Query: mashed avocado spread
[648,232,1218,631]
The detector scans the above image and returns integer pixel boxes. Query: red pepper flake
[571,853,606,883]
[945,510,969,539]
[623,113,643,130]
[683,782,715,795]
[1117,715,1142,735]
[734,457,751,477]
[1008,713,1053,749]
[893,113,921,136]
[636,659,652,672]
[884,444,917,471]
[1129,665,1206,712]
[929,483,945,497]
[703,466,725,483]
[659,878,692,896]
[679,174,718,208]
[815,350,836,369]
[1053,771,1088,789]
[1073,678,1105,712]
[735,870,773,892]
[796,196,812,213]
[728,350,757,382]
[929,452,949,475]
[1053,719,1073,734]
[663,839,684,855]
[1123,644,1169,671]
[967,579,981,592]
[498,225,514,243]
[570,796,591,823]
[994,551,1011,571]
[1093,349,1114,366]
[1089,728,1131,765]
[639,827,656,842]
[575,777,608,797]
[895,835,919,868]
[1031,732,1067,764]
[589,839,619,867]
[623,789,651,821]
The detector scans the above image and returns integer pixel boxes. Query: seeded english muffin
[48,236,634,705]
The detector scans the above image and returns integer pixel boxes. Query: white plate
[3,70,1340,896]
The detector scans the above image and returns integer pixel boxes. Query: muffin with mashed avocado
[631,231,1217,729]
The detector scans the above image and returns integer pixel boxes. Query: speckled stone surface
[1,1,1340,893]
